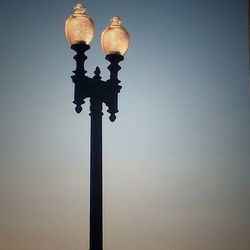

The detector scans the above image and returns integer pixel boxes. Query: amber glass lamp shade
[101,16,130,56]
[65,3,95,45]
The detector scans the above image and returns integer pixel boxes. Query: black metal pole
[89,97,103,250]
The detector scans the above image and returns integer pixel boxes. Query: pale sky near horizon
[0,0,250,249]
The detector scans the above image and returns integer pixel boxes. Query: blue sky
[0,0,249,249]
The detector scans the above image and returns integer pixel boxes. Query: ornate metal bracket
[70,43,124,122]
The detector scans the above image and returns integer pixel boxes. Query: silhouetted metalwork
[71,43,123,121]
[70,43,124,250]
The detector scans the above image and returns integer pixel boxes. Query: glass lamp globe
[65,3,95,45]
[101,16,130,56]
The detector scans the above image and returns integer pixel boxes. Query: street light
[65,3,130,250]
[101,16,130,56]
[65,3,95,45]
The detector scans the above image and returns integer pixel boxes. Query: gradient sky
[0,0,250,249]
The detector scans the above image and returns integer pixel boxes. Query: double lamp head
[65,3,130,56]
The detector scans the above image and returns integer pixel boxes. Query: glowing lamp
[65,3,95,45]
[101,16,130,56]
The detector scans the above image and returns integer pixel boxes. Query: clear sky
[0,0,249,249]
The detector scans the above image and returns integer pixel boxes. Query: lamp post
[65,4,130,250]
